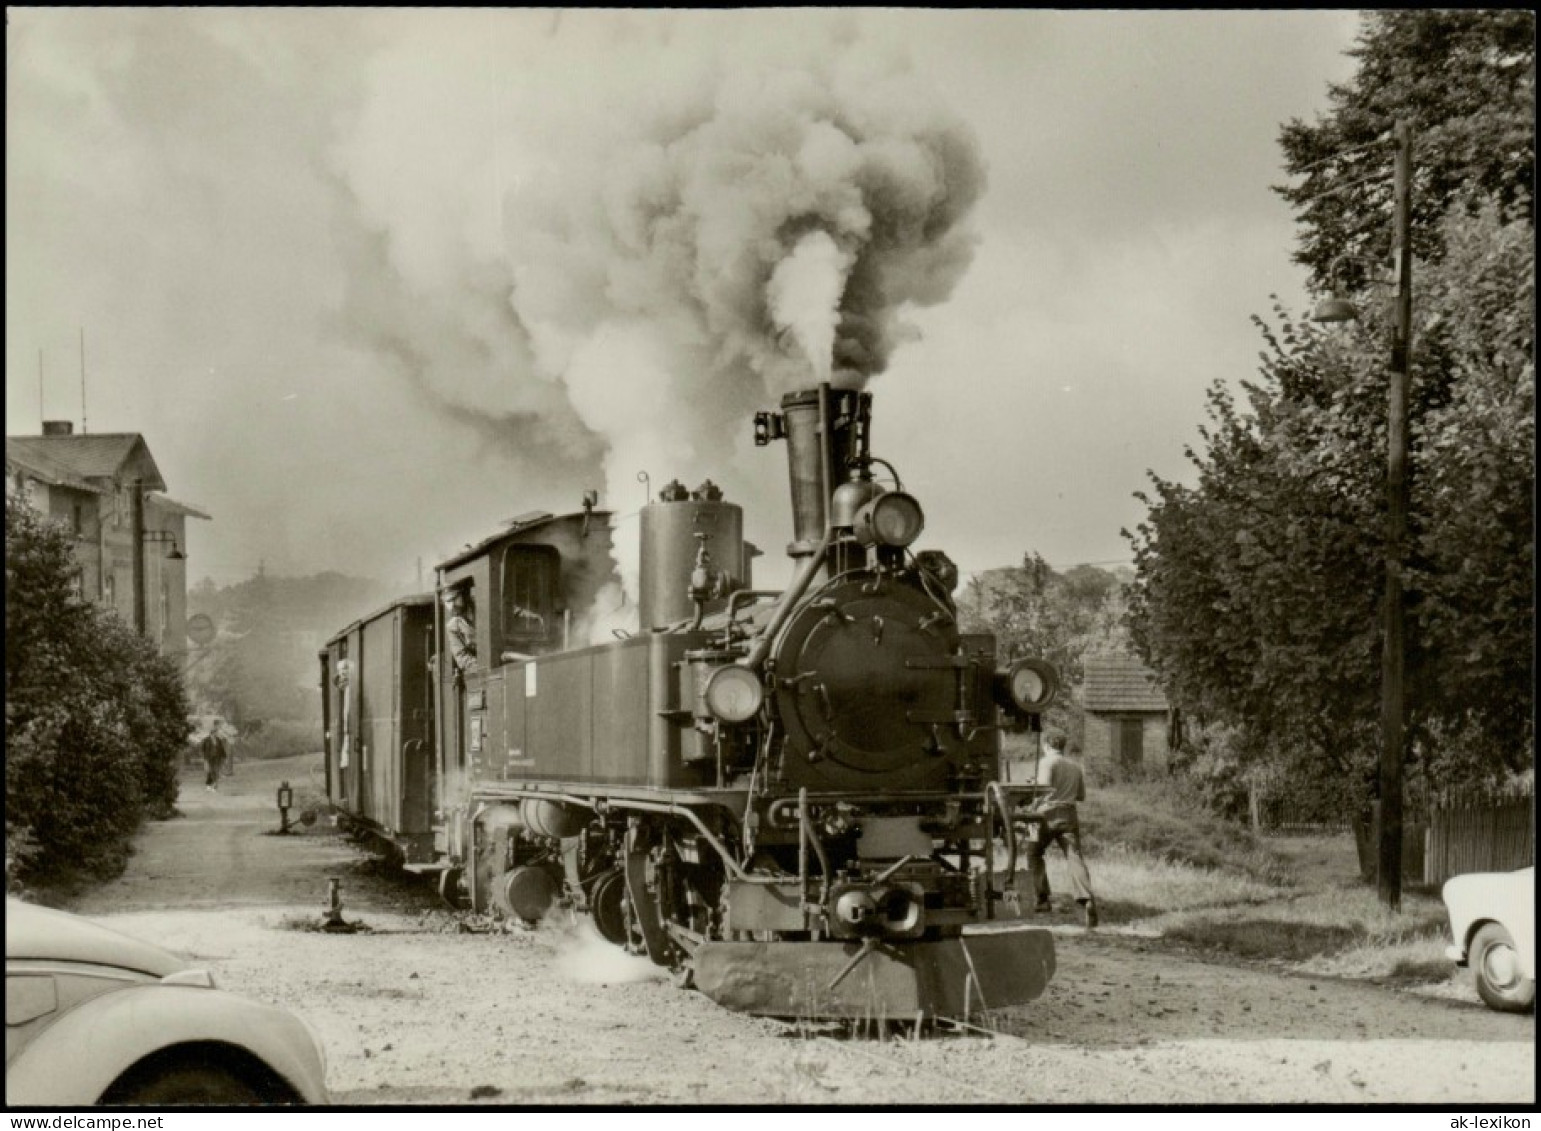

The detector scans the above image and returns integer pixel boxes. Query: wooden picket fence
[1422,798,1535,886]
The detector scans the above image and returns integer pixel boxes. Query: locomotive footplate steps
[690,928,1055,1020]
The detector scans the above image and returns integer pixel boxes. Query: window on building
[1112,717,1145,770]
[501,544,560,648]
[72,502,84,534]
[104,574,116,608]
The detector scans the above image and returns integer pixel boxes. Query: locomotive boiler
[321,385,1062,1021]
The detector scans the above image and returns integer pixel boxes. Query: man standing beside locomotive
[1026,732,1098,929]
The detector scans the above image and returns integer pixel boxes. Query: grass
[231,719,321,762]
[1080,781,1287,885]
[1031,778,1461,986]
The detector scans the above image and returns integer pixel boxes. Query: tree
[959,554,1131,738]
[1129,12,1534,814]
[1129,202,1533,807]
[5,492,192,883]
[1404,198,1534,793]
[185,570,392,728]
[1277,11,1534,292]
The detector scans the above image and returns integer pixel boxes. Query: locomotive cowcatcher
[321,385,1062,1021]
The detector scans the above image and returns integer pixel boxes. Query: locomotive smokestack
[758,386,871,564]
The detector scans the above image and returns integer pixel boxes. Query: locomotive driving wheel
[588,868,628,946]
[437,866,465,909]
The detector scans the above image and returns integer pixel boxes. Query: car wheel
[1471,922,1535,1014]
[104,1062,269,1106]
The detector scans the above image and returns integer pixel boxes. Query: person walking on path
[200,726,229,792]
[1026,732,1098,928]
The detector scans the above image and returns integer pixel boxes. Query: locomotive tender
[321,385,1061,1020]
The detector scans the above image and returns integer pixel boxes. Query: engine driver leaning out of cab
[444,587,477,678]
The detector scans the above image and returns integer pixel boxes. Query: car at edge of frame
[1442,865,1535,1014]
[5,897,329,1106]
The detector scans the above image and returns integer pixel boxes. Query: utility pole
[1379,119,1413,912]
[132,477,148,636]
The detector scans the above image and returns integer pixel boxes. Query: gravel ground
[62,754,1536,1106]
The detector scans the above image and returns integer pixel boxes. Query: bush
[5,492,191,885]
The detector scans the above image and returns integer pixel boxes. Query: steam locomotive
[321,385,1061,1020]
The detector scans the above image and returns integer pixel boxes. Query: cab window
[501,545,559,647]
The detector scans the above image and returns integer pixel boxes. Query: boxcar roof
[325,592,436,646]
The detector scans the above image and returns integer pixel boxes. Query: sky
[6,9,1363,595]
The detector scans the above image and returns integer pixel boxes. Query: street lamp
[142,531,186,559]
[130,476,187,638]
[1309,119,1414,911]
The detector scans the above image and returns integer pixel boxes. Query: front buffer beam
[691,928,1055,1020]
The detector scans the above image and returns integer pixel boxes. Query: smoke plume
[9,11,985,589]
[339,11,987,584]
[768,231,857,384]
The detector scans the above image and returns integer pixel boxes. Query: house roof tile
[4,433,165,491]
[6,440,106,494]
[1082,652,1170,713]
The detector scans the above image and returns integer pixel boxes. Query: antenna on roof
[79,327,88,436]
[38,348,44,426]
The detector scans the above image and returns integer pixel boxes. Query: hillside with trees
[1127,11,1534,816]
[186,569,395,748]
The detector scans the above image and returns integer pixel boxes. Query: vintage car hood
[5,898,188,978]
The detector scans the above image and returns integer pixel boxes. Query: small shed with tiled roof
[1081,652,1172,773]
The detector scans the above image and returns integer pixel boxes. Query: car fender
[1471,911,1537,982]
[1443,869,1535,979]
[6,983,328,1106]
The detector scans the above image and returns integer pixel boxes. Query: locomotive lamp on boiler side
[320,385,1060,1021]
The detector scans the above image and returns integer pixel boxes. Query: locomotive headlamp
[999,657,1060,714]
[853,492,924,549]
[703,664,764,724]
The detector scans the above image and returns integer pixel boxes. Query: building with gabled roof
[1081,651,1173,774]
[6,430,166,492]
[6,421,210,656]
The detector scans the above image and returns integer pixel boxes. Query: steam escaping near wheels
[552,918,669,987]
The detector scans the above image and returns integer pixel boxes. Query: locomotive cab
[498,543,561,657]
